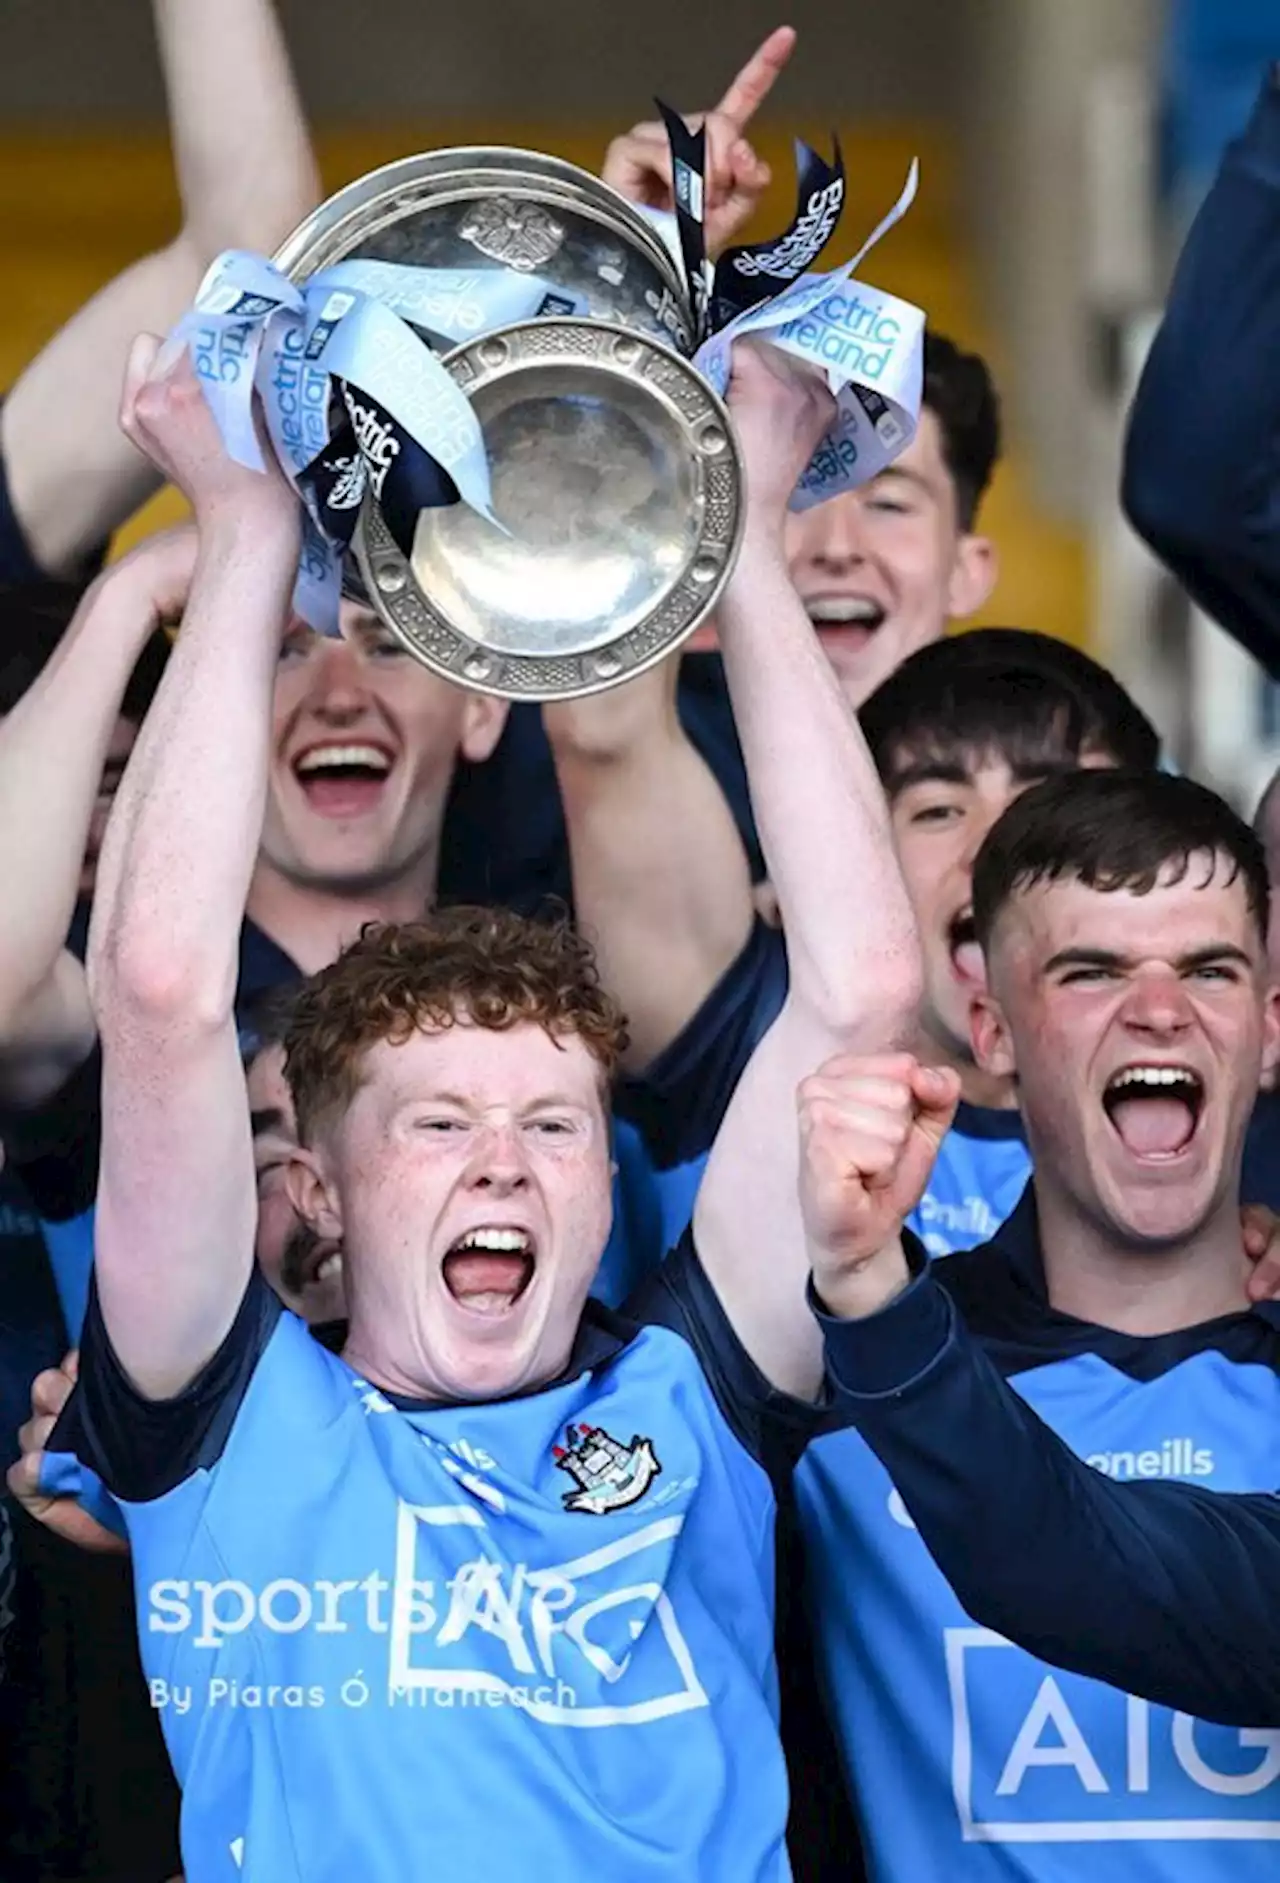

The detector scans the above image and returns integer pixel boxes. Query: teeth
[313,1253,342,1286]
[455,1228,532,1254]
[805,598,883,625]
[1107,1067,1199,1093]
[295,744,391,775]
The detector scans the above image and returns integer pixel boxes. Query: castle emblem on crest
[322,454,367,512]
[553,1422,661,1515]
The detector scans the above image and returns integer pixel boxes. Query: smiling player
[795,767,1280,1872]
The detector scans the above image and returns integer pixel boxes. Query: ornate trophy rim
[274,145,687,316]
[352,317,743,702]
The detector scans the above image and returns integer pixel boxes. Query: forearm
[0,565,159,1029]
[90,505,297,1023]
[157,0,319,259]
[547,668,754,1068]
[1,0,317,575]
[717,533,920,1028]
[819,1264,1280,1728]
[1122,70,1280,669]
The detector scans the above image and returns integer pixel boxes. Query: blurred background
[0,0,1273,798]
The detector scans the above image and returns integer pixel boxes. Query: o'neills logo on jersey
[553,1423,661,1515]
[1086,1438,1214,1482]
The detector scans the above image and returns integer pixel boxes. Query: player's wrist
[810,1237,913,1322]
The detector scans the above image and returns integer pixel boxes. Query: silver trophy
[275,149,743,699]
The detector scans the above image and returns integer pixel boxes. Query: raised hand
[725,338,836,530]
[6,1352,128,1555]
[602,26,796,258]
[799,1053,959,1315]
[118,334,296,529]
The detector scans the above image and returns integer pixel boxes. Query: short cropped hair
[860,627,1160,791]
[284,907,629,1144]
[972,769,1270,951]
[0,582,170,721]
[922,332,1001,531]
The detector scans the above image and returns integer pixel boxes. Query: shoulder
[626,1231,820,1478]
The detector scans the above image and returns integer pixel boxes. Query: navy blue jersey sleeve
[0,432,42,583]
[675,652,762,883]
[51,1267,283,1503]
[1122,66,1280,674]
[628,1229,818,1483]
[1,1042,100,1223]
[615,920,789,1168]
[437,654,760,917]
[813,1251,1280,1728]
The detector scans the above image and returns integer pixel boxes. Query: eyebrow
[1041,944,1256,976]
[870,466,934,498]
[888,757,1079,796]
[250,1107,286,1139]
[407,1091,591,1115]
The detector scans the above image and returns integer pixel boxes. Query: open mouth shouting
[1101,1064,1205,1162]
[442,1226,537,1318]
[805,596,887,645]
[292,741,394,819]
[947,908,986,988]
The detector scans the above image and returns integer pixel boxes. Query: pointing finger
[714,25,797,136]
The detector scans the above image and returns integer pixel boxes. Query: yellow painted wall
[0,124,1086,647]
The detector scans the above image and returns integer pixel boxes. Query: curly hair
[283,906,629,1143]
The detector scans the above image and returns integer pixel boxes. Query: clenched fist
[799,1053,960,1318]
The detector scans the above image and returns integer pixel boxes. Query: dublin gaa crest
[553,1423,661,1515]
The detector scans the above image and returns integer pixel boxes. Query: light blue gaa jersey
[907,1098,1031,1259]
[60,1235,810,1883]
[798,1194,1280,1882]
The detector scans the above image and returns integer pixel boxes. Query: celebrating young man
[51,313,921,1881]
[801,769,1280,1783]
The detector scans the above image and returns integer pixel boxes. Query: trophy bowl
[275,148,746,698]
[352,318,743,700]
[275,146,695,354]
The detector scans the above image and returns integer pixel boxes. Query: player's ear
[286,1148,343,1243]
[971,992,1016,1080]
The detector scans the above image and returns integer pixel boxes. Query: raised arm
[0,531,196,1108]
[1122,67,1280,674]
[544,28,798,1068]
[543,660,755,1070]
[820,1261,1280,1728]
[89,341,299,1398]
[1,0,318,577]
[798,1057,1280,1729]
[693,346,923,1397]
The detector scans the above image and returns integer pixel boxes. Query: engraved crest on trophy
[458,197,567,274]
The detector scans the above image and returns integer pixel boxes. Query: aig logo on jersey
[553,1423,661,1515]
[946,1628,1280,1840]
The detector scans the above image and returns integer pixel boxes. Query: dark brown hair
[922,331,1001,531]
[283,906,629,1142]
[860,627,1160,792]
[972,770,1270,950]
